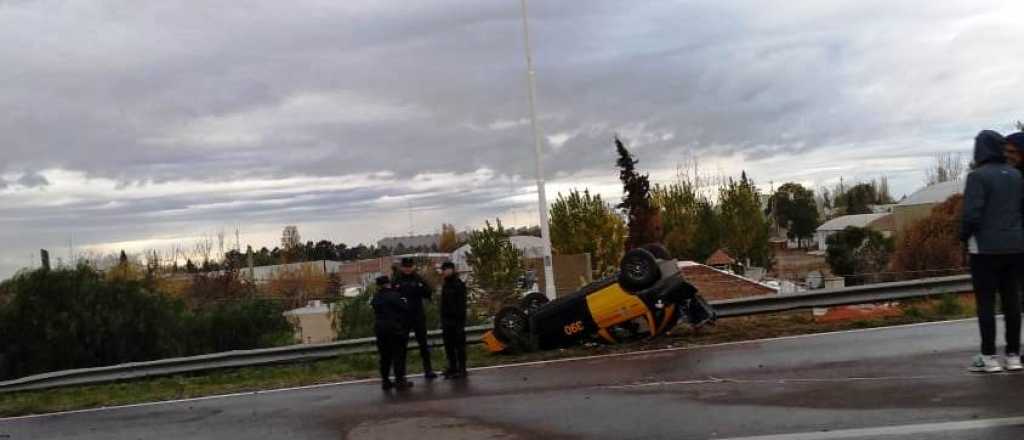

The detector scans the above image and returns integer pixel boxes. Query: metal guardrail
[0,275,973,393]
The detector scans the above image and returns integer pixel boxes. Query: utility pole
[519,0,557,300]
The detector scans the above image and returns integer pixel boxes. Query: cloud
[2,0,1024,278]
[15,172,50,188]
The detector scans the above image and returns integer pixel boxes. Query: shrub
[891,194,965,280]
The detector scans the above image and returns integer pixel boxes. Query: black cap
[1007,132,1024,148]
[400,257,415,268]
[441,261,456,270]
[375,275,391,287]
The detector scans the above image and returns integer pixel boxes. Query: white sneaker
[969,355,1004,373]
[1005,355,1023,372]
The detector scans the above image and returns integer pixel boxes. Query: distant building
[892,180,963,236]
[814,213,895,251]
[678,261,778,301]
[283,300,337,344]
[377,232,468,251]
[705,249,736,270]
[450,236,547,272]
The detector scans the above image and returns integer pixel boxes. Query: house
[283,300,337,344]
[814,213,894,251]
[679,261,778,301]
[450,236,547,272]
[378,232,468,250]
[705,249,736,270]
[893,180,963,236]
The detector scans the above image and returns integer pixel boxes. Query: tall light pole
[519,0,556,300]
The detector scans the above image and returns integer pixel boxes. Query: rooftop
[898,180,964,206]
[816,213,892,232]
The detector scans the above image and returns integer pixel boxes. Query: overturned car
[482,245,717,353]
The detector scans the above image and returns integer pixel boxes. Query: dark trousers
[409,312,433,373]
[375,328,409,382]
[970,254,1022,355]
[443,323,467,373]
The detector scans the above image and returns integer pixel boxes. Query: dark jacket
[440,275,468,327]
[959,130,1024,254]
[371,287,409,335]
[393,272,432,315]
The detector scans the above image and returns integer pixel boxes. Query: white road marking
[607,374,953,389]
[0,317,978,422]
[713,416,1024,440]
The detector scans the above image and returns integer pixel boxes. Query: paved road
[4,318,1024,439]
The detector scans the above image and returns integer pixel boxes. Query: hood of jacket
[974,130,1007,166]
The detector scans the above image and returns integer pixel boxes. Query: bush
[185,299,294,354]
[0,266,294,380]
[0,266,188,380]
[891,194,965,280]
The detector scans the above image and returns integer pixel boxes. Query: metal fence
[0,274,973,393]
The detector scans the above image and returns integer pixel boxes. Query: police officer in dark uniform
[393,257,437,379]
[440,261,468,379]
[371,276,413,390]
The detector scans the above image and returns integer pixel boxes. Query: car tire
[643,243,672,260]
[494,306,531,351]
[519,292,550,315]
[619,248,661,292]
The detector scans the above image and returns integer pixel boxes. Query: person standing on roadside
[960,130,1024,373]
[393,257,437,379]
[440,261,468,379]
[1004,131,1024,314]
[371,276,413,390]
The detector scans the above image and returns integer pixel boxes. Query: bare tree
[281,226,301,250]
[925,152,966,186]
[193,235,214,266]
[217,230,226,263]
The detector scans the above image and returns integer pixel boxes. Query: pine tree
[615,137,661,250]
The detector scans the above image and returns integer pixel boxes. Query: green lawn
[0,296,974,417]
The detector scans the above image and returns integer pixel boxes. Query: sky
[2,0,1024,279]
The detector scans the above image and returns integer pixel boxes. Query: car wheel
[494,306,531,351]
[619,248,661,291]
[519,292,550,315]
[642,243,672,260]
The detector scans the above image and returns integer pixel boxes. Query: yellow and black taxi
[482,245,716,353]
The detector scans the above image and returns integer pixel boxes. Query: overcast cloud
[2,0,1023,278]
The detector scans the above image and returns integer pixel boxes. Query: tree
[615,137,661,250]
[825,226,894,285]
[549,189,627,276]
[465,219,525,314]
[891,194,965,279]
[691,199,722,262]
[771,183,820,248]
[651,183,699,260]
[837,183,876,215]
[718,172,772,268]
[438,223,460,253]
[281,226,302,262]
[925,153,966,186]
[265,263,331,308]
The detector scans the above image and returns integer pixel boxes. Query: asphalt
[4,318,1024,440]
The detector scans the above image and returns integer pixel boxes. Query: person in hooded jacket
[439,261,468,379]
[371,276,413,390]
[960,130,1024,373]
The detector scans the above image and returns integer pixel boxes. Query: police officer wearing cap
[393,257,437,379]
[372,276,413,390]
[440,261,468,379]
